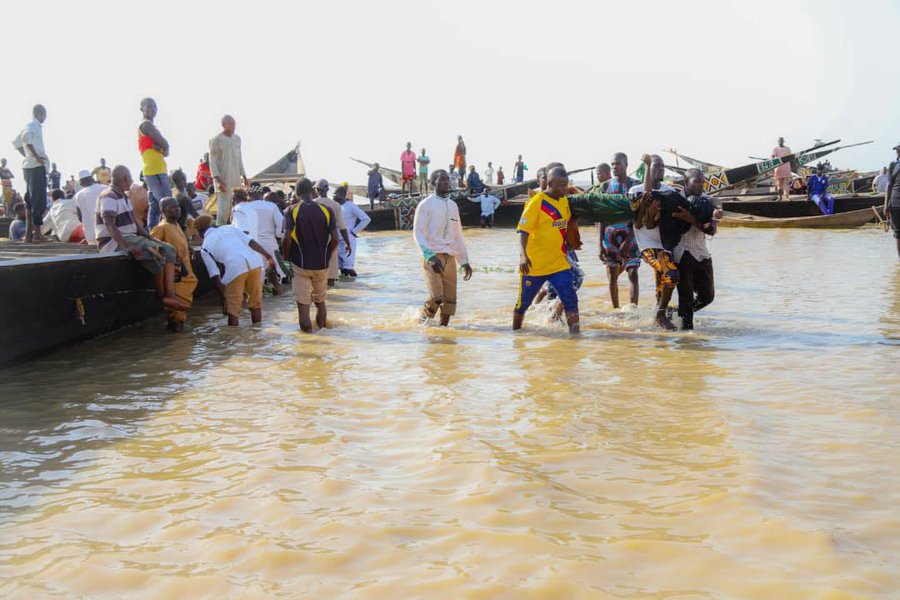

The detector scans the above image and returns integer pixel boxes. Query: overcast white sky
[1,0,897,186]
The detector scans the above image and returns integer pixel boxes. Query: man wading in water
[413,169,473,326]
[514,166,580,334]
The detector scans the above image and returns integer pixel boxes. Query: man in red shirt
[195,153,212,193]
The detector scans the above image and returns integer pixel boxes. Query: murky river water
[0,227,898,598]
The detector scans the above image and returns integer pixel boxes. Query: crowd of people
[6,102,898,337]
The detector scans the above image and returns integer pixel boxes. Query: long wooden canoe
[719,207,879,229]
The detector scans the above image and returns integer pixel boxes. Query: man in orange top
[454,135,467,181]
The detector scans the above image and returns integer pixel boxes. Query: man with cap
[208,114,249,225]
[73,169,105,245]
[884,142,900,258]
[314,179,351,287]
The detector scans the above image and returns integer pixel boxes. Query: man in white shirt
[245,182,287,281]
[413,169,474,326]
[334,184,371,277]
[43,189,84,242]
[872,166,890,194]
[196,215,275,327]
[483,162,494,185]
[467,190,502,228]
[209,114,249,225]
[231,188,258,240]
[12,104,50,241]
[73,169,104,244]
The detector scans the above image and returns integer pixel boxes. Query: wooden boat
[719,207,879,229]
[0,242,212,364]
[720,193,882,218]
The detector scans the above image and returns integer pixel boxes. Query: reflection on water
[0,227,897,598]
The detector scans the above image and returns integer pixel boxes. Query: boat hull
[719,207,878,229]
[720,194,881,218]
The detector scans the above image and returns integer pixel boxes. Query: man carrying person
[137,97,170,228]
[196,214,275,327]
[674,169,719,330]
[417,148,431,195]
[282,178,339,333]
[0,158,14,215]
[12,104,50,242]
[314,179,352,287]
[771,136,792,201]
[401,142,417,195]
[92,158,111,185]
[598,153,640,309]
[807,164,835,215]
[467,188,501,228]
[334,184,371,278]
[367,163,384,209]
[513,166,579,334]
[884,143,900,258]
[209,115,249,225]
[413,169,473,326]
[151,197,199,332]
[95,165,190,312]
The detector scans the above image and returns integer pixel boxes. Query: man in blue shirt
[466,166,484,195]
[807,165,834,215]
[367,163,384,210]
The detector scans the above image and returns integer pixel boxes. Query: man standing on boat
[885,143,900,258]
[137,98,170,229]
[771,136,792,201]
[12,104,50,242]
[807,165,835,215]
[454,136,467,181]
[367,163,384,209]
[417,148,430,194]
[413,169,473,326]
[484,162,494,185]
[209,115,249,226]
[0,158,14,215]
[513,155,527,184]
[401,142,417,196]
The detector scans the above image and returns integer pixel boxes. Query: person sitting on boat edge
[807,165,834,215]
[95,165,190,313]
[150,197,198,332]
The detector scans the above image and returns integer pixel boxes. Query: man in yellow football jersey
[513,166,580,334]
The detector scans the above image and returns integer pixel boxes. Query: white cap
[78,169,92,180]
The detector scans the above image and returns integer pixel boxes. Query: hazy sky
[1,0,897,187]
